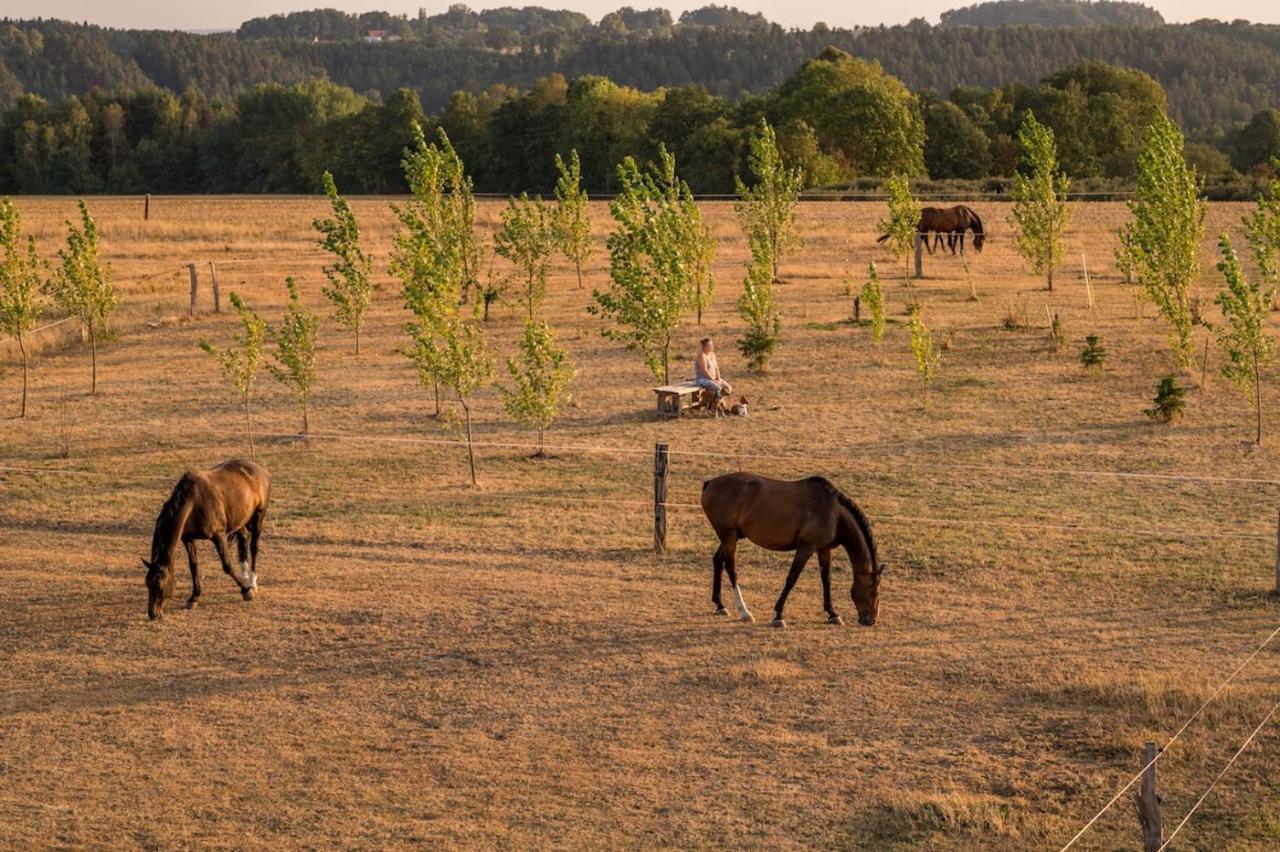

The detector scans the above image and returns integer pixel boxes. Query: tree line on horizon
[3,11,1280,135]
[2,43,1278,197]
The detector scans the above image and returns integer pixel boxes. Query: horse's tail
[151,473,198,566]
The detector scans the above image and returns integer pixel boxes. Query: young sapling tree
[0,198,42,417]
[735,118,804,283]
[1213,234,1276,443]
[908,306,941,406]
[591,149,703,384]
[1080,334,1106,376]
[552,150,594,290]
[313,171,372,354]
[201,292,266,456]
[267,278,320,436]
[737,233,781,371]
[1010,112,1072,291]
[494,192,553,320]
[45,200,116,395]
[1120,114,1206,368]
[861,261,886,362]
[502,319,574,457]
[1145,376,1187,424]
[877,173,921,292]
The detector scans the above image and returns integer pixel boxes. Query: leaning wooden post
[1082,252,1095,309]
[208,262,221,313]
[1134,741,1162,852]
[913,233,924,280]
[654,442,669,553]
[187,263,198,317]
[143,193,150,221]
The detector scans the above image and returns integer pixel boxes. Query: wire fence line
[1059,623,1280,851]
[2,457,1275,545]
[12,422,1278,489]
[182,428,1280,488]
[1156,695,1280,851]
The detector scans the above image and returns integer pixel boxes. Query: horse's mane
[151,473,198,565]
[961,205,984,235]
[808,477,880,570]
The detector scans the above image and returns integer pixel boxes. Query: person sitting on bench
[694,337,733,401]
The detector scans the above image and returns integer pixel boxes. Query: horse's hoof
[241,588,255,602]
[714,606,728,616]
[771,618,786,629]
[828,614,844,626]
[740,613,754,623]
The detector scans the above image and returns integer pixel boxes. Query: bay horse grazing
[143,459,271,620]
[878,205,985,256]
[701,473,883,628]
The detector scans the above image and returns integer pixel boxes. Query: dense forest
[3,8,1280,130]
[0,6,1278,195]
[939,0,1165,28]
[3,44,1276,197]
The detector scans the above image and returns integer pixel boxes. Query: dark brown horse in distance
[143,459,271,620]
[878,205,985,256]
[701,473,883,628]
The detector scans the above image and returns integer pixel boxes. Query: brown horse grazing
[878,205,985,256]
[701,473,883,628]
[143,459,271,620]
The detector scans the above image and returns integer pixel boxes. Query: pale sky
[6,1,1278,32]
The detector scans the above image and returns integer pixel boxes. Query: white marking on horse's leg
[732,584,753,623]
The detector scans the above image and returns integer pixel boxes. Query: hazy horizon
[7,1,1280,34]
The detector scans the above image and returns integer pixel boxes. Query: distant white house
[365,29,389,43]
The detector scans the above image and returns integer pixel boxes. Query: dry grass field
[4,195,1280,849]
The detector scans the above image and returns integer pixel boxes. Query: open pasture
[3,196,1280,848]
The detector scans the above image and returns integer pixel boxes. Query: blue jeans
[695,376,731,398]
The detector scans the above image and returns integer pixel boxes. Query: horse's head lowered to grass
[143,557,176,621]
[850,562,883,626]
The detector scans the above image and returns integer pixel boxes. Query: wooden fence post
[654,442,669,553]
[914,233,924,280]
[1274,507,1279,597]
[853,296,861,323]
[1082,252,1095,309]
[143,193,150,221]
[1135,741,1162,852]
[209,262,221,313]
[187,263,198,317]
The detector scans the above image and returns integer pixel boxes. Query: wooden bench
[653,381,711,419]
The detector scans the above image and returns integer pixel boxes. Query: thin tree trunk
[1256,355,1263,445]
[1201,334,1210,389]
[462,399,477,486]
[302,399,309,436]
[355,325,360,356]
[575,259,583,290]
[433,380,441,418]
[696,281,703,325]
[1047,268,1054,292]
[244,394,255,459]
[89,325,97,395]
[662,341,670,385]
[18,334,28,417]
[538,424,545,457]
